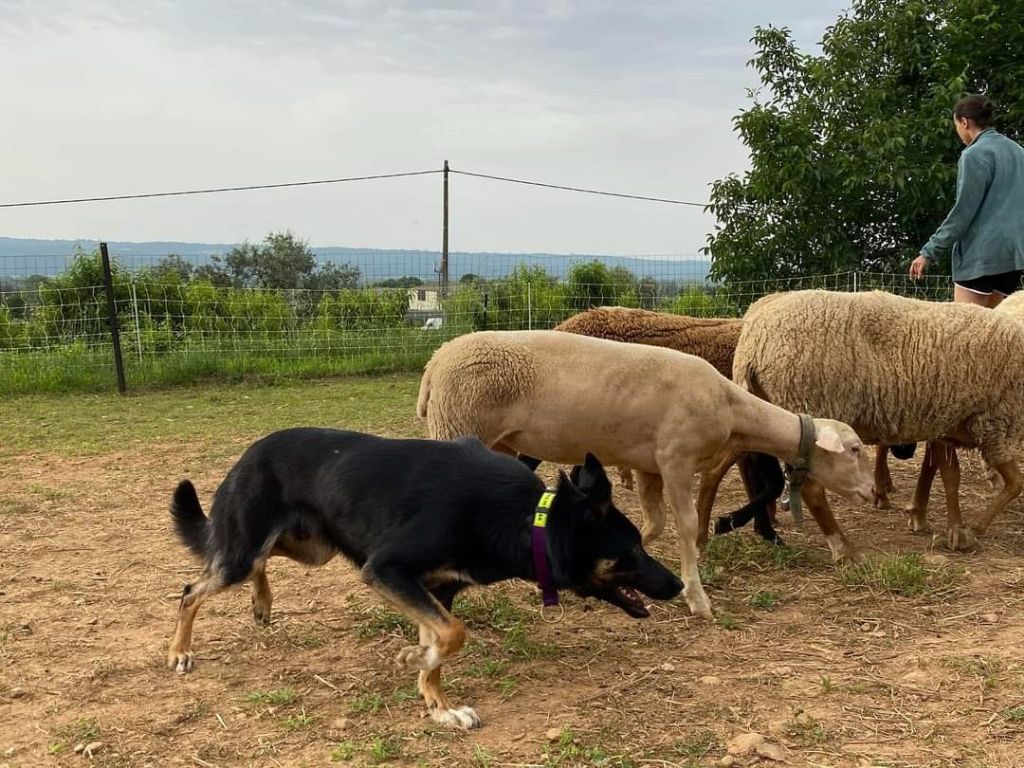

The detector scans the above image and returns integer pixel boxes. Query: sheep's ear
[814,425,845,454]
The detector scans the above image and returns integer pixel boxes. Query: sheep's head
[807,418,874,505]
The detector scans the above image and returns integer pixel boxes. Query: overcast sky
[0,1,849,255]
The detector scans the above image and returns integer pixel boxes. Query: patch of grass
[673,730,718,759]
[331,741,357,762]
[366,732,403,764]
[353,603,417,641]
[716,614,740,631]
[839,552,961,596]
[699,535,812,586]
[820,674,835,693]
[50,717,101,754]
[473,744,495,767]
[289,628,328,649]
[544,730,637,767]
[0,373,423,458]
[350,692,386,714]
[1003,706,1024,722]
[943,656,1002,690]
[784,714,830,746]
[463,657,508,679]
[281,709,316,731]
[455,592,532,631]
[502,622,557,661]
[750,589,782,610]
[27,483,73,501]
[246,688,297,707]
[0,498,32,516]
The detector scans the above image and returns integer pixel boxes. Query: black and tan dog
[167,428,681,729]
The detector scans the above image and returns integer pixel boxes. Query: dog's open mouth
[612,585,649,618]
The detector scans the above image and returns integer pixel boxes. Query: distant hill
[0,237,710,284]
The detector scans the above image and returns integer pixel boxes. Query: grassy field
[3,375,1024,767]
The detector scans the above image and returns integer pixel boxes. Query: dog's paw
[431,706,481,730]
[396,644,440,671]
[167,650,194,674]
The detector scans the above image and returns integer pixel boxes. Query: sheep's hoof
[873,494,891,511]
[936,525,977,552]
[906,510,929,534]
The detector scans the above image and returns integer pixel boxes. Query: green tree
[566,260,617,311]
[705,0,1024,284]
[222,231,360,290]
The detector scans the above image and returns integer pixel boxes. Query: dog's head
[549,454,682,618]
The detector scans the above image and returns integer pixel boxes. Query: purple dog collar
[531,490,559,608]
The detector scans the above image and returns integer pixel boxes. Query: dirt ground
[3,428,1024,767]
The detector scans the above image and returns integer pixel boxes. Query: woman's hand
[909,254,929,280]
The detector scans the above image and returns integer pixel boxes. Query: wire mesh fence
[0,249,955,394]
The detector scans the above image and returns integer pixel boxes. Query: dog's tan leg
[251,564,272,626]
[635,471,666,546]
[361,567,478,729]
[167,574,225,673]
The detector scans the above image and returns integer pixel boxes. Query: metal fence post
[100,242,127,394]
[130,278,143,362]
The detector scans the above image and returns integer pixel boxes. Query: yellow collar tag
[534,490,556,527]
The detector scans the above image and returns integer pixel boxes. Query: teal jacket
[921,128,1024,281]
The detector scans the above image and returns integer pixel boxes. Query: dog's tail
[416,356,434,419]
[171,480,210,560]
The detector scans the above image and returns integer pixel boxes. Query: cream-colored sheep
[715,289,1024,556]
[417,330,874,619]
[905,289,1024,528]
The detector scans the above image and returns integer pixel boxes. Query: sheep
[417,329,874,619]
[553,306,914,540]
[904,289,1024,527]
[705,289,1024,558]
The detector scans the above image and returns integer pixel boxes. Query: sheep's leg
[907,442,940,534]
[971,458,1023,536]
[931,443,973,550]
[660,462,713,620]
[695,451,737,549]
[802,480,861,563]
[617,466,635,491]
[873,445,893,510]
[635,471,666,545]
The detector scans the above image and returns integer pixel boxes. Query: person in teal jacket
[909,94,1024,307]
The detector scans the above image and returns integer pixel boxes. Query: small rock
[756,742,787,762]
[767,719,789,735]
[726,732,765,755]
[922,553,949,566]
[859,622,872,632]
[330,717,351,731]
[10,688,28,700]
[2,748,15,758]
[85,617,98,626]
[717,756,736,767]
[699,675,722,686]
[73,743,85,754]
[545,727,562,741]
[660,662,676,672]
[83,742,103,757]
[770,665,793,676]
[980,613,999,624]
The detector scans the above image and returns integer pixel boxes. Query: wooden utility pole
[441,159,449,296]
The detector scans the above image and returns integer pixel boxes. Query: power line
[448,168,707,207]
[0,169,443,209]
[0,166,710,209]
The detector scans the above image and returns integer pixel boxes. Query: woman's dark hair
[953,94,995,128]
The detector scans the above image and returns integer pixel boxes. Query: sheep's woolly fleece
[734,289,1024,465]
[555,306,742,378]
[996,290,1024,321]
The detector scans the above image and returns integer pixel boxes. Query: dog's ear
[568,464,582,486]
[574,453,612,510]
[556,469,587,502]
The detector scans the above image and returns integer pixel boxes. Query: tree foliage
[705,0,1024,283]
[214,231,360,290]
